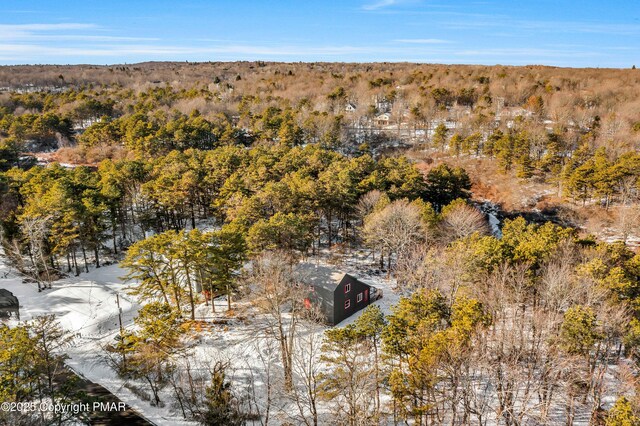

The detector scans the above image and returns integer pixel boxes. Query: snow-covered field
[0,249,399,425]
[0,258,195,424]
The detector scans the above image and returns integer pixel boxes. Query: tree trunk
[190,203,196,230]
[81,244,89,273]
[326,210,333,247]
[373,339,381,419]
[184,262,196,321]
[94,245,100,268]
[112,221,118,255]
[72,250,80,276]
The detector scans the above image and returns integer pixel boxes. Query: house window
[345,300,351,309]
[357,293,363,303]
[345,283,351,293]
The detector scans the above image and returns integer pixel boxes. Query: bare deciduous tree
[289,328,324,426]
[438,202,490,244]
[20,215,54,290]
[247,251,306,392]
[362,199,425,274]
[356,190,384,221]
[615,205,640,244]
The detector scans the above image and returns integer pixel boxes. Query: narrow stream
[478,201,503,238]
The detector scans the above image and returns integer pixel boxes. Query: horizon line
[0,59,632,70]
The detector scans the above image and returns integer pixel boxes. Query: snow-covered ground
[0,249,399,425]
[600,230,640,248]
[0,258,196,425]
[0,244,629,425]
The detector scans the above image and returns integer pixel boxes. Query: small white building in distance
[375,112,391,126]
[345,102,357,113]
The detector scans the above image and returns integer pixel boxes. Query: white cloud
[0,23,96,38]
[4,34,158,42]
[394,38,452,44]
[0,21,380,61]
[362,0,421,11]
[0,23,157,42]
[0,42,378,62]
[454,48,601,59]
[362,0,400,11]
[0,18,628,67]
[441,16,640,36]
[0,23,83,41]
[0,23,96,31]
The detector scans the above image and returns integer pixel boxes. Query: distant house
[345,102,357,113]
[0,289,19,320]
[430,119,458,130]
[374,97,392,113]
[296,263,381,325]
[374,112,391,126]
[496,106,532,120]
[72,117,101,132]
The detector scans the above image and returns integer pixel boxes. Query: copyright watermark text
[1,401,126,413]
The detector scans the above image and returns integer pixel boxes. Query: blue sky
[0,0,638,67]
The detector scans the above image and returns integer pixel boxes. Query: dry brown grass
[410,152,556,210]
[50,144,132,165]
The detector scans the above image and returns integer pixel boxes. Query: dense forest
[1,62,640,425]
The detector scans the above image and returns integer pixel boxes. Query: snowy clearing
[0,249,399,425]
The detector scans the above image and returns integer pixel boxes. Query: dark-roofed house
[0,289,19,320]
[296,263,381,326]
[345,102,357,113]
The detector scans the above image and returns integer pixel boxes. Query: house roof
[295,263,371,295]
[0,289,19,310]
[295,263,346,293]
